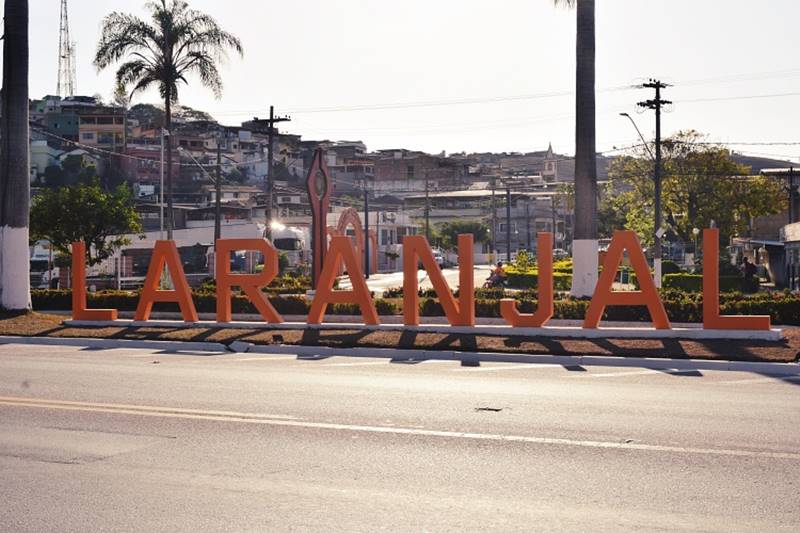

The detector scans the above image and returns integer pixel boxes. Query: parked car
[553,248,569,260]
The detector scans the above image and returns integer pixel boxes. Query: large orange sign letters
[69,232,773,333]
[402,234,474,327]
[500,233,554,327]
[702,228,770,330]
[584,230,671,329]
[307,235,379,325]
[215,239,283,323]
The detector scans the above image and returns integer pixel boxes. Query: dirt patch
[0,313,797,363]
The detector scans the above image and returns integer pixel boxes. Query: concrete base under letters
[64,319,783,342]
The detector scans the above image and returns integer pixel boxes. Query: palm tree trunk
[570,0,599,297]
[165,93,173,239]
[0,0,31,311]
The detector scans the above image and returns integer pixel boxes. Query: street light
[620,112,661,285]
[178,146,222,247]
[619,113,655,161]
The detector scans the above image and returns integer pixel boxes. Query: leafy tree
[606,131,785,245]
[174,104,215,122]
[94,0,243,238]
[437,221,490,250]
[43,156,99,188]
[128,103,165,129]
[30,180,143,266]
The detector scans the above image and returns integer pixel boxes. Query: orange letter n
[134,241,198,322]
[584,230,671,329]
[71,241,117,321]
[402,234,474,326]
[500,233,553,327]
[215,239,283,323]
[702,228,770,330]
[307,235,379,325]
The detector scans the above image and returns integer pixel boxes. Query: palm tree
[94,0,243,239]
[0,0,31,311]
[555,0,598,297]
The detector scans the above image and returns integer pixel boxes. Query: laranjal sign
[70,228,770,331]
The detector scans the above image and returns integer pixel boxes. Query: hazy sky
[19,0,800,160]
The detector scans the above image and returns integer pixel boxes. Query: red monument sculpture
[305,148,332,287]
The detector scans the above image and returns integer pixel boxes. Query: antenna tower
[57,0,76,97]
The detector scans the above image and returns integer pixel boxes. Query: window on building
[406,165,414,179]
[80,132,96,142]
[79,117,96,125]
[97,117,114,125]
[97,132,115,145]
[499,222,518,233]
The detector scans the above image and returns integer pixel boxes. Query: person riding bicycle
[487,261,506,287]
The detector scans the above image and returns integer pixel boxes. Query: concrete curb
[0,335,229,354]
[1,335,797,375]
[244,343,800,376]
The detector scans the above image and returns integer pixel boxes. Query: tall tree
[606,131,786,245]
[30,180,143,266]
[94,0,243,238]
[556,0,598,297]
[0,0,31,311]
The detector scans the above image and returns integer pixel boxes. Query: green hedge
[503,271,572,291]
[662,274,744,292]
[34,288,800,325]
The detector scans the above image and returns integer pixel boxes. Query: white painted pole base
[570,239,599,298]
[0,226,32,310]
[654,258,663,289]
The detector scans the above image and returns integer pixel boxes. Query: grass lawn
[0,311,798,363]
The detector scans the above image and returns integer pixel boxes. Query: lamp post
[159,128,169,240]
[178,147,223,248]
[619,111,661,286]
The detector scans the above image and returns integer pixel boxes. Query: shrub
[661,260,683,275]
[662,274,744,293]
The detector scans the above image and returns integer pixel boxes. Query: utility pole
[251,107,291,241]
[505,187,512,263]
[638,79,671,288]
[525,199,531,252]
[364,187,370,278]
[490,177,497,256]
[215,139,222,245]
[159,128,167,240]
[424,171,430,241]
[789,167,797,224]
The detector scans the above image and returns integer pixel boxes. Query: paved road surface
[1,343,799,532]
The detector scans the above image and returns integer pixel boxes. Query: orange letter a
[584,230,670,329]
[307,236,379,325]
[134,241,198,322]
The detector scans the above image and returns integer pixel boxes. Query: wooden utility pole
[638,79,671,287]
[505,188,512,262]
[251,107,290,240]
[215,140,222,244]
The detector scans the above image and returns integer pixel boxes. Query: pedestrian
[742,256,757,293]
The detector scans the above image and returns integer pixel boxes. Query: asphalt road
[1,343,799,532]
